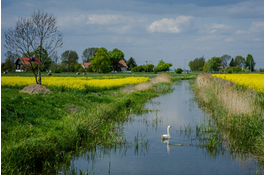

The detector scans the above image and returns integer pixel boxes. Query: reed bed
[120,73,172,94]
[194,73,264,165]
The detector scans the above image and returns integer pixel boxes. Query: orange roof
[82,62,91,69]
[118,60,127,67]
[19,57,30,65]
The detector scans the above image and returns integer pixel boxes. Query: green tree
[108,48,124,71]
[61,50,79,72]
[188,56,205,71]
[203,62,208,71]
[157,59,172,72]
[229,58,236,67]
[74,63,83,72]
[245,54,256,72]
[127,57,137,69]
[90,47,112,73]
[175,68,183,74]
[82,47,98,62]
[207,57,222,71]
[234,55,245,68]
[30,46,52,71]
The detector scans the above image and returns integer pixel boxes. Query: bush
[85,66,93,72]
[54,68,62,73]
[175,68,183,74]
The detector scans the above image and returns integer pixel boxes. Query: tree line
[188,54,262,73]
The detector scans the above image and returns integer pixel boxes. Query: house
[15,57,30,72]
[117,59,127,72]
[81,62,91,69]
[15,57,39,72]
[82,60,128,72]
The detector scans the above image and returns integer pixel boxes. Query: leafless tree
[4,9,64,85]
[220,54,231,69]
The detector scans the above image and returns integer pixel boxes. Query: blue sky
[1,0,264,69]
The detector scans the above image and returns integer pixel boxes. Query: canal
[62,80,260,175]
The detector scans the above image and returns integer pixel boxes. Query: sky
[1,0,264,69]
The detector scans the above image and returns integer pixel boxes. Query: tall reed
[194,73,264,165]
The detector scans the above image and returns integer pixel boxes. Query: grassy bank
[194,73,264,165]
[2,73,188,174]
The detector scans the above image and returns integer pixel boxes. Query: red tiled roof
[118,60,127,67]
[82,62,91,69]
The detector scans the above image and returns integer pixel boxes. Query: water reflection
[61,80,262,175]
[161,138,170,153]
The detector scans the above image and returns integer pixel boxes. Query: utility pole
[146,61,148,72]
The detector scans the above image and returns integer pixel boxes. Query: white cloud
[86,14,130,25]
[147,16,194,33]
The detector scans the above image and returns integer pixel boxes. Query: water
[64,80,261,175]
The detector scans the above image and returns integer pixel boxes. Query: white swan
[162,125,172,139]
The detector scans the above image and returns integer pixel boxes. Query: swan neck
[167,127,170,136]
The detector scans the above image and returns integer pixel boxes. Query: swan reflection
[162,138,171,153]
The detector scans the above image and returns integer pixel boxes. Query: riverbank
[1,73,195,174]
[193,73,264,166]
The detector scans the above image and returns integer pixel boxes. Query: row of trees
[188,54,258,72]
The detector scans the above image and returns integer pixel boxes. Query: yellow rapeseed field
[211,74,264,93]
[1,76,149,91]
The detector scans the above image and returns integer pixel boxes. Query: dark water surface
[65,80,260,175]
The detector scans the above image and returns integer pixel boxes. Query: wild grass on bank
[1,73,174,174]
[120,73,172,94]
[194,73,264,165]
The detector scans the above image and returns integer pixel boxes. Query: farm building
[15,57,39,72]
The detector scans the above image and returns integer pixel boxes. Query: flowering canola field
[211,74,264,93]
[1,76,149,92]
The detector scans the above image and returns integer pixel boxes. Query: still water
[65,80,260,175]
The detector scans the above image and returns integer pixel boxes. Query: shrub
[175,68,183,74]
[54,68,62,73]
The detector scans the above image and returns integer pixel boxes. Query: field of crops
[1,76,149,92]
[211,74,264,93]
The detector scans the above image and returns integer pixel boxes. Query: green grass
[2,71,191,174]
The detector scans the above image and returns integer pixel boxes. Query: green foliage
[127,57,137,69]
[90,47,112,73]
[156,59,172,72]
[61,50,79,72]
[203,62,208,71]
[227,66,242,73]
[1,60,15,71]
[131,65,145,72]
[54,68,62,73]
[175,68,183,74]
[108,48,124,71]
[245,54,256,72]
[74,63,83,72]
[207,57,222,71]
[1,74,176,173]
[188,56,205,71]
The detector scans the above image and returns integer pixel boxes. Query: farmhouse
[82,59,128,72]
[15,57,30,72]
[15,57,39,72]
